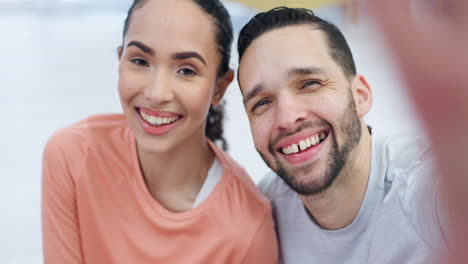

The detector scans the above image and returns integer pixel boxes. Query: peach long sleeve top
[42,114,278,264]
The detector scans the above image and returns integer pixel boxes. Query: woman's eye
[178,68,197,76]
[131,58,149,67]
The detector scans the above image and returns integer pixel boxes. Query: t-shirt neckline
[127,131,232,221]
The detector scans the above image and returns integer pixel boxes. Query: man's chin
[260,152,335,195]
[274,161,333,196]
[281,174,328,196]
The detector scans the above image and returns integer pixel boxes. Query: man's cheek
[252,130,268,152]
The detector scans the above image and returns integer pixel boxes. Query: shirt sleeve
[42,132,84,264]
[257,171,277,198]
[241,208,279,264]
[400,156,449,252]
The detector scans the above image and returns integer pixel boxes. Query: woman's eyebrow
[172,52,207,66]
[125,41,207,66]
[127,40,154,56]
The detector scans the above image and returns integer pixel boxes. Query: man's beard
[259,97,362,196]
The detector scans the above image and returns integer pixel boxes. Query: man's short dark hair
[237,7,357,77]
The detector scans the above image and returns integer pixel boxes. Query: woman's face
[118,0,228,154]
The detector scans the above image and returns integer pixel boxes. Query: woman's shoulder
[46,113,128,147]
[44,113,130,167]
[206,142,276,255]
[208,141,272,212]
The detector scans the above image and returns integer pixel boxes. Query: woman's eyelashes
[127,51,201,78]
[177,67,198,77]
[131,58,149,67]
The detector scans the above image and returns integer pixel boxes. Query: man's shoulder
[375,131,436,184]
[382,132,430,159]
[373,132,443,252]
[373,132,433,179]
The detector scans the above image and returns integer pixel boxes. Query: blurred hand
[367,0,468,262]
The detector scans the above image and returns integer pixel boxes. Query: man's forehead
[244,25,327,56]
[239,25,331,90]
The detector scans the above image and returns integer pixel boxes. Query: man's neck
[299,126,372,230]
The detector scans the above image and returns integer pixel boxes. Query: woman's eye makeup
[178,68,197,76]
[131,58,149,67]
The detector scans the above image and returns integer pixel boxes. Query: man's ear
[212,69,234,106]
[117,46,123,60]
[352,74,373,117]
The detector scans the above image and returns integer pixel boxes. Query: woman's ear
[352,74,373,117]
[117,46,123,60]
[212,69,234,106]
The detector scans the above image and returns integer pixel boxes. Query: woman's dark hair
[122,0,233,150]
[238,7,356,78]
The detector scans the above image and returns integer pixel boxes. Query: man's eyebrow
[243,83,265,105]
[127,41,154,56]
[287,66,325,78]
[172,52,207,66]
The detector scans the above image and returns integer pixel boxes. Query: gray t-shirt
[259,132,446,264]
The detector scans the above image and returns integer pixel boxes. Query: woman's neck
[136,134,215,212]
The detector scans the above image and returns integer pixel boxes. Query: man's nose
[274,93,307,130]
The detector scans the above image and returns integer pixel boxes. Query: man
[237,7,447,263]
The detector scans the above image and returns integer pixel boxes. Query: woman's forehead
[126,0,217,53]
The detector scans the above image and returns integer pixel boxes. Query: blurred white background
[0,0,424,263]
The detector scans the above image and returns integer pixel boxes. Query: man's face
[238,25,363,195]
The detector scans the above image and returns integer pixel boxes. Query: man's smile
[279,131,328,155]
[273,128,331,165]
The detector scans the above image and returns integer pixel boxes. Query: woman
[41,0,278,263]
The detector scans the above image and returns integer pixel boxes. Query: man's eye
[302,80,320,89]
[131,58,149,67]
[256,100,268,107]
[178,68,197,76]
[251,99,270,112]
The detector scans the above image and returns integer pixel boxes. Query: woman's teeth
[281,132,327,155]
[140,111,179,126]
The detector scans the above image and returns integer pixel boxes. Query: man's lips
[276,129,330,155]
[275,130,330,165]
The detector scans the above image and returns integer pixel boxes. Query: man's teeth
[281,133,327,155]
[140,111,179,126]
[319,133,326,140]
